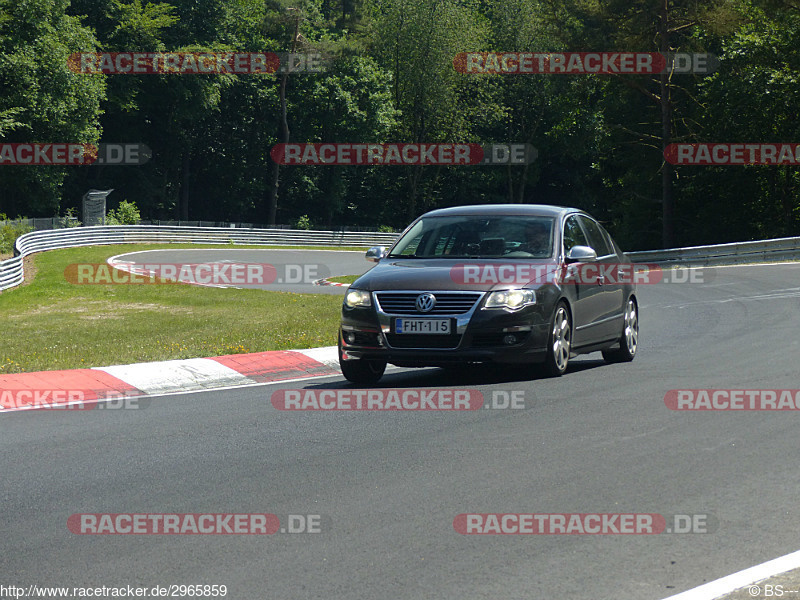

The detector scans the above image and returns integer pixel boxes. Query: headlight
[344,289,372,308]
[484,289,536,310]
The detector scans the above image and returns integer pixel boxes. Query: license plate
[395,318,451,335]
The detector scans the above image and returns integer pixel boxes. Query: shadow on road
[304,356,608,390]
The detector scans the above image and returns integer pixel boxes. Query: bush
[106,200,141,225]
[0,214,33,256]
[295,214,312,230]
[59,207,82,228]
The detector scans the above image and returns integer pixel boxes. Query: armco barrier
[626,235,800,267]
[0,225,399,292]
[0,255,24,291]
[1,226,799,293]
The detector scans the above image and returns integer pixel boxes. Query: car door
[576,215,624,342]
[561,214,605,347]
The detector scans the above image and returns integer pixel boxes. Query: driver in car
[520,222,550,255]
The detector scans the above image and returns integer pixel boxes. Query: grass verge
[0,244,356,374]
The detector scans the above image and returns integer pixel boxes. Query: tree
[0,0,105,217]
[367,0,492,220]
[277,55,399,227]
[689,0,800,240]
[543,0,742,248]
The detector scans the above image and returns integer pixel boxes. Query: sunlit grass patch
[0,244,345,373]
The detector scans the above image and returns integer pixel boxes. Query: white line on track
[652,287,800,309]
[661,549,800,599]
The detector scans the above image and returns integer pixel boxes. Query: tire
[338,339,387,384]
[602,297,639,363]
[542,302,572,377]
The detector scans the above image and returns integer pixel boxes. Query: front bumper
[340,289,556,367]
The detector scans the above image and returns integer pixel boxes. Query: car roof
[420,204,582,219]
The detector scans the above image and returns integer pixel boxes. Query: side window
[578,216,613,257]
[563,216,589,255]
[597,222,622,258]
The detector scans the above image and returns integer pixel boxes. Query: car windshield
[388,215,556,259]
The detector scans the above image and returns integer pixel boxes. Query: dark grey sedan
[338,204,639,384]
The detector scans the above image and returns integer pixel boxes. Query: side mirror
[566,245,597,263]
[365,246,386,263]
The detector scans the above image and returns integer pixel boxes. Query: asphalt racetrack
[2,259,800,599]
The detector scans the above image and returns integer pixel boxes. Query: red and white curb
[0,346,340,412]
[313,277,350,287]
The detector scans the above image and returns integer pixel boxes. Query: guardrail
[1,226,799,293]
[0,255,23,291]
[626,235,800,266]
[0,225,399,292]
[1,217,394,232]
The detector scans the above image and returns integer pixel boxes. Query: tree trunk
[179,151,190,220]
[267,73,289,226]
[780,167,793,235]
[266,14,299,226]
[515,161,530,203]
[659,0,675,249]
[406,165,423,221]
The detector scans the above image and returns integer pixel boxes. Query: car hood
[352,258,561,292]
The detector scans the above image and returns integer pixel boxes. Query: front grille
[376,292,482,315]
[385,334,462,349]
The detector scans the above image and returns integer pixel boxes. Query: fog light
[345,332,356,344]
[503,334,517,345]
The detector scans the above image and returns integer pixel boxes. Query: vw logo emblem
[415,293,436,313]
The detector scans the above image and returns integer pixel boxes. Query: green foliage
[294,214,313,230]
[0,0,105,217]
[2,0,799,248]
[0,214,33,256]
[106,200,142,225]
[107,0,179,49]
[0,107,23,137]
[59,207,82,228]
[365,0,494,219]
